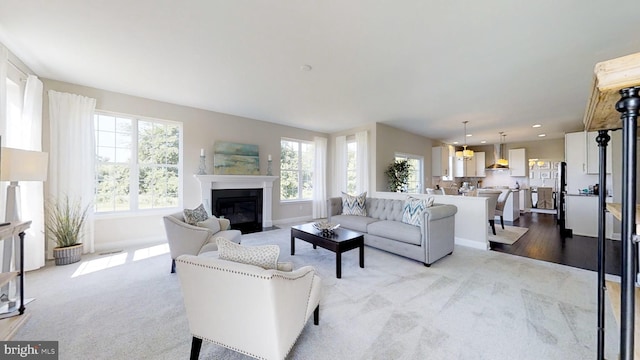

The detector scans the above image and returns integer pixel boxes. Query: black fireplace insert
[212,188,263,234]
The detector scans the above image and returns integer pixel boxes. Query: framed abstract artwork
[213,142,260,175]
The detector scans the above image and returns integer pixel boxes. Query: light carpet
[488,225,529,245]
[13,227,619,359]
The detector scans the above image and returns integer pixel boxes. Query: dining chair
[495,189,512,229]
[476,190,501,235]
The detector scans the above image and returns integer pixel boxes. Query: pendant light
[497,132,508,166]
[455,121,474,159]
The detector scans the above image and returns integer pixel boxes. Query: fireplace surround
[195,175,278,228]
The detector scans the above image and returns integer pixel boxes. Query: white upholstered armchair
[176,254,322,360]
[163,212,241,273]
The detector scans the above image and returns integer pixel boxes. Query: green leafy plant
[46,195,90,248]
[385,159,412,192]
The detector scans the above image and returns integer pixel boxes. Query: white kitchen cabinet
[475,152,486,177]
[454,154,476,177]
[508,148,527,177]
[565,194,613,238]
[431,146,452,179]
[586,131,612,174]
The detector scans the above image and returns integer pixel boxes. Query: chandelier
[455,121,474,159]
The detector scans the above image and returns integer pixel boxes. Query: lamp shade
[1,147,49,182]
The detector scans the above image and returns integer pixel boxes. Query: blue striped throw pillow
[341,192,367,216]
[402,196,434,227]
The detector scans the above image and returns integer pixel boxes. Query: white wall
[41,79,328,249]
[374,123,433,192]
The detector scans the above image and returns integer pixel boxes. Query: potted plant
[385,159,411,192]
[46,195,90,265]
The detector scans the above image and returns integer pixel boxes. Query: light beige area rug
[14,226,619,360]
[488,225,529,245]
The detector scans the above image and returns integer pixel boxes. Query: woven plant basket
[53,243,83,266]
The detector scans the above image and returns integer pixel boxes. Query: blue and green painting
[213,141,260,175]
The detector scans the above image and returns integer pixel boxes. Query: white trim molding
[195,175,279,227]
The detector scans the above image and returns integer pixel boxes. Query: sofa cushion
[183,203,209,225]
[331,214,379,233]
[216,237,279,270]
[196,216,221,233]
[367,220,422,246]
[341,191,367,216]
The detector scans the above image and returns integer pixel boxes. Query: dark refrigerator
[556,161,569,236]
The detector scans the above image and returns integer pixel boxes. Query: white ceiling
[1,1,639,145]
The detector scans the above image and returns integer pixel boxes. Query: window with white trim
[395,153,423,194]
[94,112,182,212]
[280,138,313,201]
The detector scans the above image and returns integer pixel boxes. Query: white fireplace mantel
[195,175,279,227]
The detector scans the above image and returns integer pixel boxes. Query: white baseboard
[455,237,489,250]
[273,216,313,226]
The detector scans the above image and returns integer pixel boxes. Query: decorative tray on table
[313,221,340,234]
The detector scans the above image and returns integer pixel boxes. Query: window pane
[302,171,313,199]
[139,165,180,209]
[301,143,314,172]
[280,140,298,170]
[97,147,116,163]
[95,163,130,212]
[98,131,116,148]
[95,113,182,213]
[97,115,115,131]
[280,170,299,200]
[116,131,131,148]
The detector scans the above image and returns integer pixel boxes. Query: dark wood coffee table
[291,223,364,279]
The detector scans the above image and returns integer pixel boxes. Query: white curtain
[355,130,370,195]
[6,75,45,270]
[48,90,96,254]
[334,136,347,196]
[0,46,7,276]
[312,136,327,219]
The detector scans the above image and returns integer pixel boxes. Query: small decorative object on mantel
[46,195,90,266]
[198,148,206,175]
[267,154,273,176]
[313,221,340,234]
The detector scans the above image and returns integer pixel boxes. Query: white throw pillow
[197,216,221,233]
[216,237,280,270]
[341,191,367,216]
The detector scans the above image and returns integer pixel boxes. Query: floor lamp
[0,147,48,303]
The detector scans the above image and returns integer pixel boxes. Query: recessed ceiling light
[533,124,542,128]
[300,64,313,71]
[538,134,546,137]
[480,140,487,144]
[453,141,459,144]
[466,134,472,137]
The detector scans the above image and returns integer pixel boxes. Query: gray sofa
[328,197,457,266]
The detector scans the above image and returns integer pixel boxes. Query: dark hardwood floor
[490,212,622,276]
